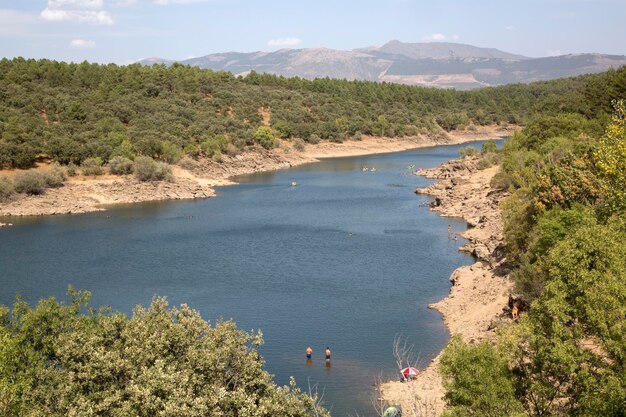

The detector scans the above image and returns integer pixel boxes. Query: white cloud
[70,38,96,48]
[40,0,113,25]
[421,33,459,42]
[268,37,302,47]
[505,25,515,31]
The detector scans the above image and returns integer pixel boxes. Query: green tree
[253,126,276,149]
[0,290,330,417]
[439,336,523,417]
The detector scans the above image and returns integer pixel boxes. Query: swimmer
[325,346,331,361]
[306,345,313,359]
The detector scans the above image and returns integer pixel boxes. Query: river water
[0,142,492,416]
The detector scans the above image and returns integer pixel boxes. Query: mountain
[139,41,626,89]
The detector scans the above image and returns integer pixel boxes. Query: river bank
[0,125,515,218]
[380,155,514,416]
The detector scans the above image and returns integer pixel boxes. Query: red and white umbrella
[401,367,420,378]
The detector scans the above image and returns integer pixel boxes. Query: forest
[1,57,624,169]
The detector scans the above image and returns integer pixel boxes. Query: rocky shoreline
[380,155,513,416]
[0,125,516,218]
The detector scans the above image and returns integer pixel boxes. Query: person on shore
[325,346,331,361]
[512,302,519,320]
[306,346,313,359]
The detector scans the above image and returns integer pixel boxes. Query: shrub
[81,158,103,176]
[293,138,305,152]
[482,139,497,154]
[458,146,479,157]
[133,156,173,182]
[66,162,77,177]
[307,134,321,145]
[225,143,239,157]
[13,171,46,195]
[253,126,276,149]
[154,161,173,181]
[477,158,493,170]
[177,156,197,171]
[351,131,363,141]
[108,156,133,175]
[43,163,66,188]
[490,171,513,190]
[0,175,14,201]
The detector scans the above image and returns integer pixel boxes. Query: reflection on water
[0,140,502,417]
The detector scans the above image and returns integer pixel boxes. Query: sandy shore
[380,156,513,416]
[0,125,515,218]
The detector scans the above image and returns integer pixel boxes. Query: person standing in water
[448,225,452,238]
[306,345,313,359]
[325,346,331,361]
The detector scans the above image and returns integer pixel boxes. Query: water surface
[0,142,493,416]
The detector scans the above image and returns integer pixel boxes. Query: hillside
[140,41,626,89]
[0,58,624,171]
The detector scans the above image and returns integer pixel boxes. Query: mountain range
[139,40,626,89]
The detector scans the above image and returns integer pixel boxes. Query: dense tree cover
[0,289,328,417]
[1,58,624,168]
[439,102,626,416]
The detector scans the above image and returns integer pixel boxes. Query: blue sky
[1,0,624,64]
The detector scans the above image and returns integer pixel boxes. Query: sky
[0,0,624,64]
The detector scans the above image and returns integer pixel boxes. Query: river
[0,141,493,416]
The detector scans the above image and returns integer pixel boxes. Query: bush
[108,156,134,175]
[458,146,479,157]
[0,175,14,201]
[490,171,513,190]
[476,158,493,170]
[253,126,276,149]
[293,138,305,152]
[177,156,197,171]
[133,156,173,182]
[482,140,497,154]
[81,158,103,176]
[43,163,66,188]
[307,134,321,145]
[0,290,330,417]
[66,162,77,177]
[13,171,46,195]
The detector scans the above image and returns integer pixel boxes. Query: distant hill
[139,41,626,89]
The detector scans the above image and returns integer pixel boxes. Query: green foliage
[108,156,133,175]
[13,170,46,195]
[133,156,173,182]
[0,175,13,201]
[253,126,276,149]
[440,336,523,417]
[110,139,136,161]
[481,139,497,154]
[436,112,470,132]
[273,120,291,138]
[80,157,103,176]
[0,290,329,417]
[594,99,626,213]
[458,146,479,157]
[200,134,228,156]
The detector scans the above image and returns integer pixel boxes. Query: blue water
[0,142,492,416]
